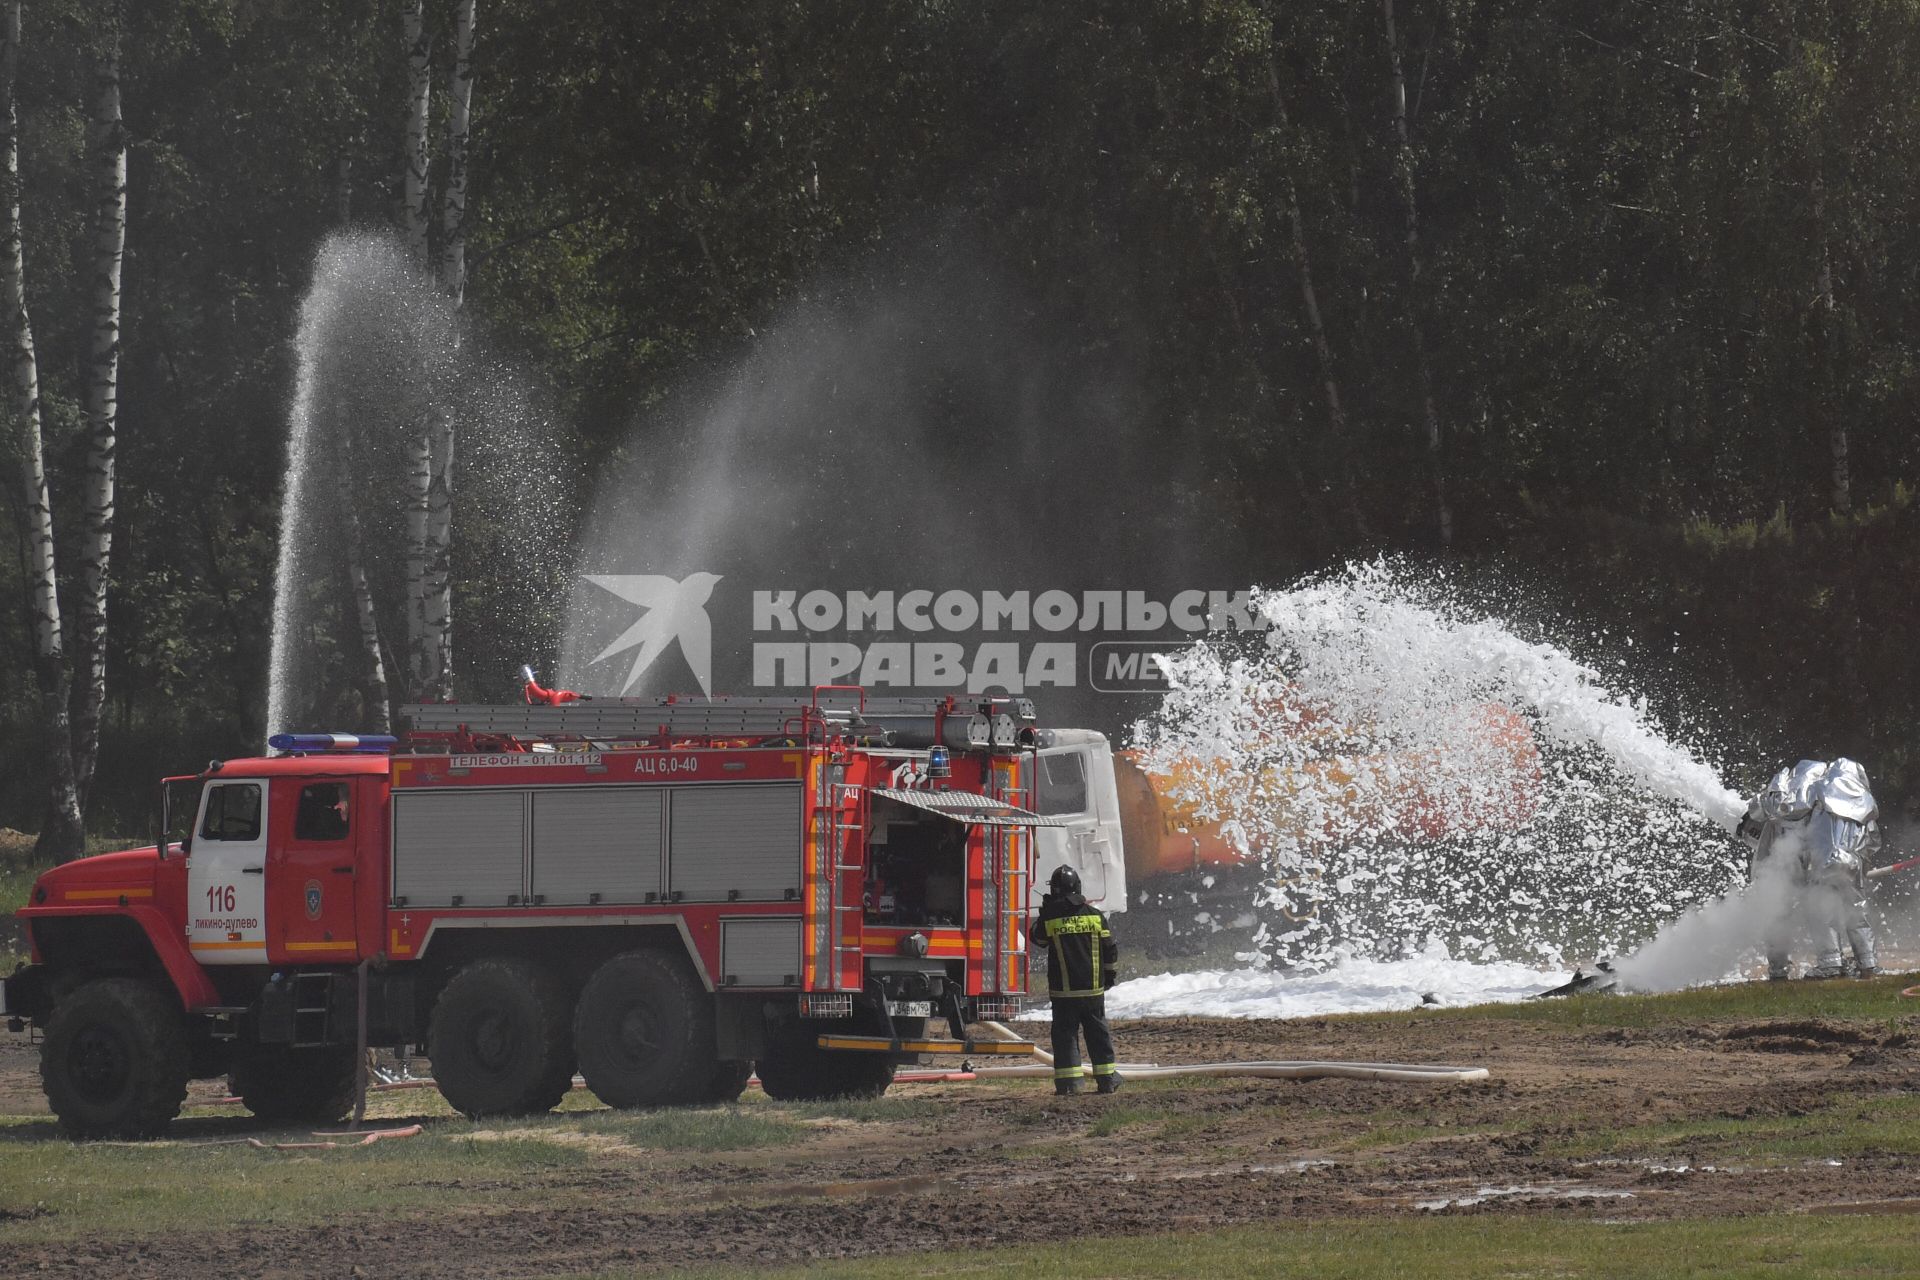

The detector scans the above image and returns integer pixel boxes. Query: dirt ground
[3,1007,1918,1278]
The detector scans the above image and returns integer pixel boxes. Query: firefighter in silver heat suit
[1737,758,1880,978]
[1800,758,1881,977]
[1738,760,1824,980]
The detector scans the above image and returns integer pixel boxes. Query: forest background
[5,0,1919,849]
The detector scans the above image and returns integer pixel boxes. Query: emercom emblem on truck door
[187,779,270,964]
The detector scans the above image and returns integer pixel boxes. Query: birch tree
[439,0,475,309]
[390,0,473,704]
[334,154,392,728]
[1381,0,1452,548]
[396,0,434,700]
[400,0,432,259]
[72,7,126,807]
[0,2,83,858]
[339,464,392,731]
[420,0,476,703]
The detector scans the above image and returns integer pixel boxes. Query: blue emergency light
[267,733,398,754]
[927,745,952,779]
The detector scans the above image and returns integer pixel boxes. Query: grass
[1355,970,1920,1030]
[570,1105,804,1152]
[1554,1092,1920,1162]
[0,1118,589,1241]
[1085,1102,1214,1140]
[0,1100,807,1244]
[662,1215,1920,1280]
[0,938,1915,1259]
[785,1095,947,1123]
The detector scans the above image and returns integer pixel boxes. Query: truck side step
[815,1034,1037,1056]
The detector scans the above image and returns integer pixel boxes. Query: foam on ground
[1033,945,1570,1020]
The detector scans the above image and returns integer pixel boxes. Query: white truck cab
[1030,728,1128,913]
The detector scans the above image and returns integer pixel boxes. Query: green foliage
[8,0,1920,826]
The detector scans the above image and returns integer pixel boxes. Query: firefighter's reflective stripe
[1053,1064,1087,1080]
[1091,1062,1118,1076]
[1043,912,1114,996]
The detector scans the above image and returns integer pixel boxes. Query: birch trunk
[398,0,435,699]
[420,402,452,700]
[337,465,391,732]
[403,430,430,695]
[439,0,474,304]
[0,3,83,859]
[334,154,391,724]
[400,0,432,264]
[418,0,476,703]
[73,18,126,808]
[1382,0,1453,548]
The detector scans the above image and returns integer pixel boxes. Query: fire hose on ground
[231,1020,1488,1106]
[936,1021,1490,1086]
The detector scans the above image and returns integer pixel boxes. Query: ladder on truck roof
[399,691,1038,751]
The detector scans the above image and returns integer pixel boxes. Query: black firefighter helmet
[1048,865,1082,897]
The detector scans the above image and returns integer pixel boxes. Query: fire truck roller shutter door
[720,918,802,987]
[667,784,803,902]
[530,788,665,906]
[392,790,527,908]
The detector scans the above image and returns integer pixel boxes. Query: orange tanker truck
[1025,700,1542,938]
[1110,702,1542,883]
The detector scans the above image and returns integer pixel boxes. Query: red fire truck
[2,689,1051,1137]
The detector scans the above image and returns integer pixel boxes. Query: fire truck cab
[3,689,1052,1138]
[1029,729,1127,913]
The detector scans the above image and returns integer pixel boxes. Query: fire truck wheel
[41,977,190,1139]
[755,1034,895,1102]
[573,950,714,1108]
[428,958,576,1117]
[228,1046,359,1124]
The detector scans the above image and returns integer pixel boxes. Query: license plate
[887,1000,933,1017]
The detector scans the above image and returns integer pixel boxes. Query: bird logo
[584,573,724,696]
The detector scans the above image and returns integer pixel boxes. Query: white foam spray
[267,232,571,739]
[1137,560,1750,972]
[1611,860,1796,992]
[267,236,448,740]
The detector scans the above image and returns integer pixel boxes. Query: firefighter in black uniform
[1029,865,1121,1095]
